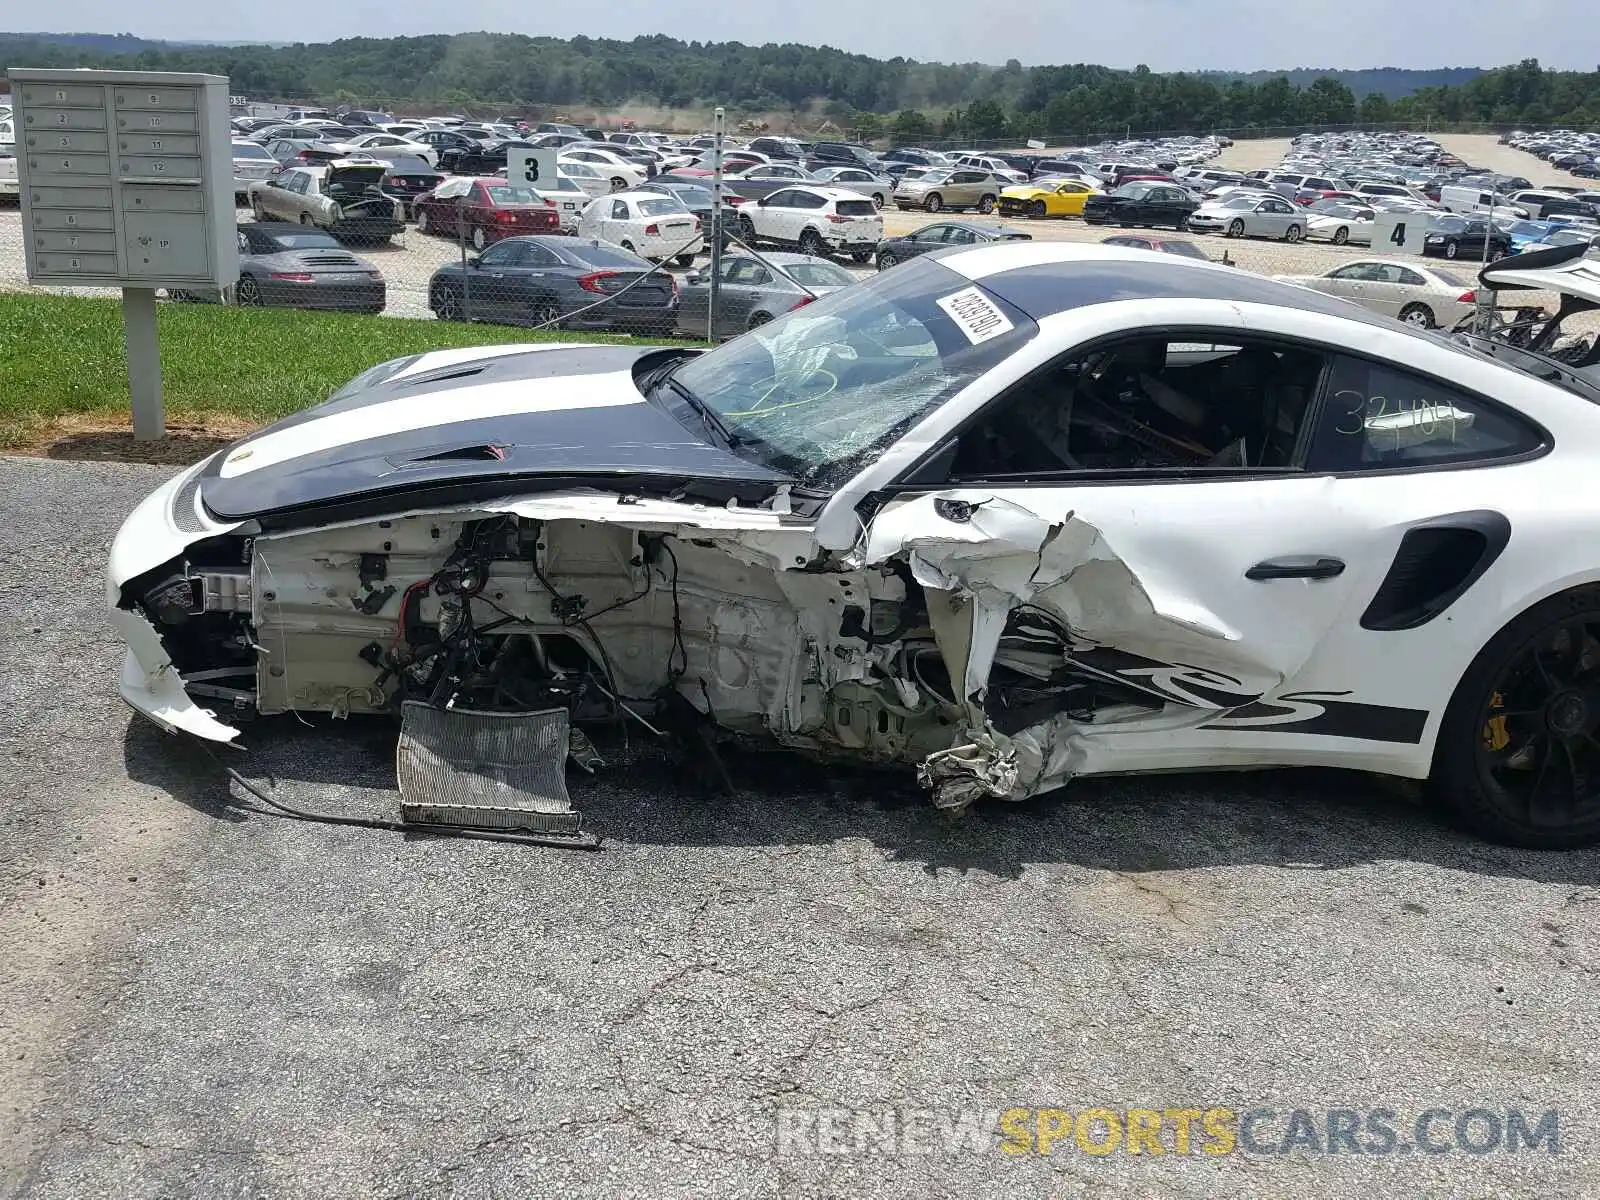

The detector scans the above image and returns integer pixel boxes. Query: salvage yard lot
[6,133,1600,1197]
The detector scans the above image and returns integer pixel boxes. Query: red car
[411,177,560,251]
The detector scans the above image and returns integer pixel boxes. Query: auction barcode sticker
[936,287,1015,345]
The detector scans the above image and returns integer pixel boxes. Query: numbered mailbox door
[122,211,211,279]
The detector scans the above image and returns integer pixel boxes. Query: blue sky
[21,0,1600,71]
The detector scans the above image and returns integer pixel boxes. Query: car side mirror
[466,255,481,268]
[686,270,703,284]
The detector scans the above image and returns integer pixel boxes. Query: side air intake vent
[1360,511,1511,631]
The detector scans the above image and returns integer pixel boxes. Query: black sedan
[637,178,742,249]
[171,223,385,313]
[874,221,1030,271]
[1422,215,1513,262]
[427,235,677,334]
[440,138,536,176]
[1082,182,1198,230]
[380,154,445,217]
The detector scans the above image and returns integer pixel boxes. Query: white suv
[736,186,884,262]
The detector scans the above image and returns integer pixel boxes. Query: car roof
[931,240,1432,337]
[790,186,879,201]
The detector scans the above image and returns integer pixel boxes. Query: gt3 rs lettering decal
[1202,694,1429,744]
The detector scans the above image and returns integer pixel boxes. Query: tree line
[1,33,1596,139]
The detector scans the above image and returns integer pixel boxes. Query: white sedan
[1303,201,1378,246]
[1185,193,1306,240]
[106,241,1600,849]
[577,190,703,264]
[558,147,646,192]
[1275,257,1479,328]
[341,132,438,168]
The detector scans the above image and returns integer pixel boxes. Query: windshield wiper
[660,376,743,449]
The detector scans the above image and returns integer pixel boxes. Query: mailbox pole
[9,67,238,443]
[122,286,164,439]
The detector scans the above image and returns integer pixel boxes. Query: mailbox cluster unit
[9,68,239,290]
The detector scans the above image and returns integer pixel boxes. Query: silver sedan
[809,167,892,208]
[1186,193,1306,241]
[674,252,857,339]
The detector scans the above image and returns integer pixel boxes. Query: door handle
[1246,557,1346,581]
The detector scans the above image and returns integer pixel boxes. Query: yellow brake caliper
[1482,691,1511,753]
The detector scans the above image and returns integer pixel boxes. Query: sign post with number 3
[507,148,560,192]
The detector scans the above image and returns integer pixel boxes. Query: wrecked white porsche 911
[109,241,1600,848]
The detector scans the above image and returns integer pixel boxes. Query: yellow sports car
[998,179,1101,219]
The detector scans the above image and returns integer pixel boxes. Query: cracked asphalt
[4,453,1600,1198]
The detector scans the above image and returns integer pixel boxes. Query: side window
[522,243,562,267]
[478,241,521,266]
[1308,356,1544,472]
[797,192,828,209]
[946,227,977,245]
[610,199,629,220]
[945,335,1330,479]
[1329,263,1376,281]
[917,225,950,243]
[1395,268,1427,287]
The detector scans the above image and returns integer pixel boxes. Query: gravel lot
[5,136,1600,1197]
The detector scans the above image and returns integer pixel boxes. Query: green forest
[2,33,1597,140]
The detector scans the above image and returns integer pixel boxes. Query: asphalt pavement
[4,453,1600,1198]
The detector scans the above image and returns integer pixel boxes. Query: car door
[844,331,1476,749]
[1359,263,1412,318]
[470,238,525,320]
[1317,262,1376,304]
[604,196,631,245]
[1255,197,1293,237]
[908,225,951,259]
[718,257,769,333]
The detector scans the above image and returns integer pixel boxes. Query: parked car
[1511,190,1600,222]
[675,253,857,339]
[721,163,819,202]
[231,140,280,202]
[637,179,741,249]
[426,235,676,333]
[440,138,536,176]
[577,190,704,265]
[556,160,618,200]
[342,132,438,168]
[875,222,1031,271]
[809,166,892,208]
[379,155,446,219]
[1303,202,1377,246]
[806,142,881,172]
[1100,235,1211,259]
[1082,182,1198,230]
[1423,215,1514,261]
[532,173,594,233]
[246,161,404,243]
[559,147,648,191]
[412,128,488,162]
[736,186,883,261]
[1520,227,1600,254]
[172,223,385,313]
[113,242,1600,851]
[1185,193,1307,241]
[891,169,1002,214]
[1503,219,1571,254]
[746,135,807,161]
[412,176,562,250]
[998,178,1101,219]
[1276,258,1477,328]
